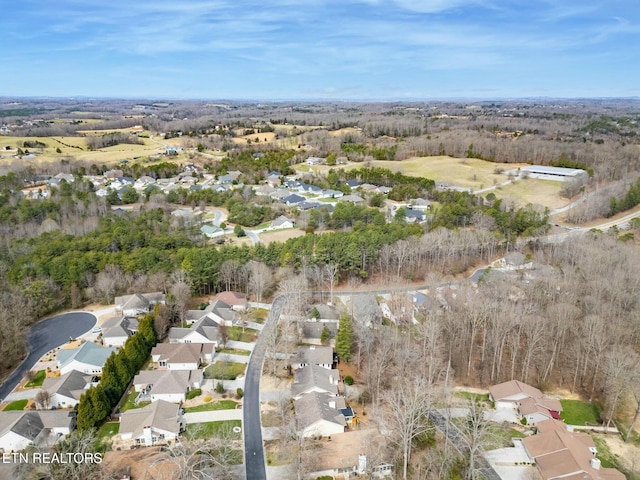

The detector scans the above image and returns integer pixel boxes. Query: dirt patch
[259,228,307,245]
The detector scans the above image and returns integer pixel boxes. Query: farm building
[519,165,586,181]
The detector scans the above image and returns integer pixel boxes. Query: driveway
[0,311,96,402]
[184,409,243,424]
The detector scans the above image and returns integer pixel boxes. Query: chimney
[329,400,336,409]
[591,458,601,470]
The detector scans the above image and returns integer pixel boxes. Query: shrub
[236,388,244,399]
[520,417,527,426]
[344,375,354,386]
[216,382,225,394]
[203,396,212,402]
[186,388,202,400]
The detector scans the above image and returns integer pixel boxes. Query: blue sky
[4,0,640,100]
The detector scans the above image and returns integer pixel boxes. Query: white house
[40,370,95,409]
[119,400,184,447]
[151,343,215,370]
[167,315,221,345]
[133,369,203,404]
[270,215,296,230]
[291,346,335,371]
[57,342,118,375]
[294,391,346,438]
[0,410,74,452]
[292,365,340,399]
[114,292,165,316]
[101,316,139,347]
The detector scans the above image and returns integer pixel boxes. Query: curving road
[0,312,96,401]
[243,296,284,480]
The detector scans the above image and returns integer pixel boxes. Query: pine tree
[336,314,353,362]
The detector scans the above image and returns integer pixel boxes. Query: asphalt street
[0,311,96,401]
[243,296,284,480]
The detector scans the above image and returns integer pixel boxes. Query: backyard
[560,399,601,426]
[204,361,246,380]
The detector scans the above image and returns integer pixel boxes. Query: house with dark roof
[168,315,221,345]
[284,193,306,206]
[0,410,75,452]
[102,316,139,347]
[40,370,96,409]
[209,292,248,311]
[57,342,118,375]
[119,400,184,447]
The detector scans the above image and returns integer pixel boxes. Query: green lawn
[97,421,120,440]
[184,400,238,413]
[120,389,150,412]
[217,348,251,356]
[228,326,258,343]
[560,399,601,426]
[205,361,246,380]
[250,308,268,323]
[185,420,241,440]
[24,370,47,388]
[453,391,491,403]
[3,399,28,411]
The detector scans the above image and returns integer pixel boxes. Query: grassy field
[3,399,28,411]
[24,370,46,388]
[185,420,242,440]
[493,178,567,210]
[184,399,238,413]
[259,228,306,245]
[217,347,251,356]
[205,361,246,380]
[560,399,601,425]
[228,326,259,342]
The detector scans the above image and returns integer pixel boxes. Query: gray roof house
[168,315,221,345]
[270,215,296,229]
[340,194,364,204]
[294,391,346,438]
[284,193,306,206]
[0,410,75,452]
[114,292,165,316]
[119,400,184,447]
[291,346,335,371]
[40,370,96,409]
[292,365,341,399]
[133,369,203,404]
[57,342,118,375]
[102,316,139,347]
[151,343,215,370]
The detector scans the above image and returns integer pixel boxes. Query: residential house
[270,215,296,229]
[104,169,124,179]
[57,342,118,375]
[168,315,221,345]
[133,369,203,404]
[114,292,165,316]
[300,321,338,345]
[119,400,184,447]
[209,292,248,311]
[283,193,306,206]
[409,198,431,210]
[292,365,340,399]
[340,194,364,204]
[0,410,75,452]
[345,180,362,189]
[306,156,326,165]
[200,225,225,238]
[133,175,156,190]
[298,201,322,211]
[489,379,562,424]
[300,183,323,195]
[294,391,346,438]
[523,419,625,480]
[255,185,277,196]
[291,346,335,371]
[151,343,215,370]
[269,189,291,201]
[404,209,427,223]
[322,189,344,199]
[266,175,281,188]
[40,370,96,409]
[101,316,139,347]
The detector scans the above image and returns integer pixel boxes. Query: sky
[3,0,640,100]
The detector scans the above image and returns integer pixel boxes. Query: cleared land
[493,178,568,210]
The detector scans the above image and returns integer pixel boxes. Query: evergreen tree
[336,314,353,362]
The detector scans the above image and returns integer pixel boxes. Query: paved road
[0,312,96,401]
[243,296,284,480]
[427,410,502,480]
